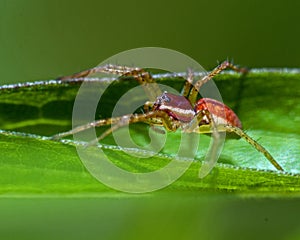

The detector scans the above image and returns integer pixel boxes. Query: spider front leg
[52,110,180,145]
[89,110,180,145]
[51,114,127,140]
[143,101,167,134]
[58,64,162,101]
[58,65,144,80]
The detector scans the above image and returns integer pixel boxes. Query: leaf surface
[0,70,299,195]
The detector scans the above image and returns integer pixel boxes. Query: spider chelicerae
[52,61,284,173]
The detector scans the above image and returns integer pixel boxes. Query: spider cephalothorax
[53,61,284,174]
[153,91,195,123]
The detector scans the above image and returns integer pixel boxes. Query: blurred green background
[0,0,299,84]
[1,0,300,239]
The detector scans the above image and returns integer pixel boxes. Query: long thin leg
[181,68,194,98]
[190,122,284,171]
[58,64,162,101]
[58,65,141,80]
[88,111,180,145]
[199,120,224,178]
[184,109,224,178]
[52,111,179,141]
[51,114,127,140]
[188,61,248,105]
[223,125,284,171]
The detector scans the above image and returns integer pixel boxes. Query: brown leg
[58,64,162,101]
[52,111,180,143]
[58,65,142,80]
[184,109,224,178]
[186,110,283,174]
[192,122,283,171]
[51,114,127,140]
[181,68,194,99]
[188,61,248,105]
[223,125,284,171]
[88,111,180,145]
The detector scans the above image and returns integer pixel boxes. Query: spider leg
[200,115,225,178]
[87,111,179,145]
[188,61,248,105]
[181,68,194,98]
[52,111,180,144]
[58,65,142,80]
[188,120,284,172]
[222,125,284,171]
[149,126,166,134]
[142,101,166,135]
[58,64,162,101]
[184,109,224,178]
[51,115,126,140]
[143,101,154,113]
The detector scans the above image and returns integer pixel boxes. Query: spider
[52,61,284,173]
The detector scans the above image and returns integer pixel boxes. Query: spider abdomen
[195,98,242,128]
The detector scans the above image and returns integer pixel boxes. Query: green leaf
[0,70,299,195]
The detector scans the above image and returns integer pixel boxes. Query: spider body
[53,61,284,173]
[152,92,241,133]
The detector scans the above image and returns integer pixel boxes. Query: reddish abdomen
[195,98,242,128]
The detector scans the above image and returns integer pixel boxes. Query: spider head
[153,91,195,122]
[154,91,171,105]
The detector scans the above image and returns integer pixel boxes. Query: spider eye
[156,91,171,104]
[161,92,171,102]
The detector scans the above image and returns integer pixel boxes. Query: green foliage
[0,70,299,195]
